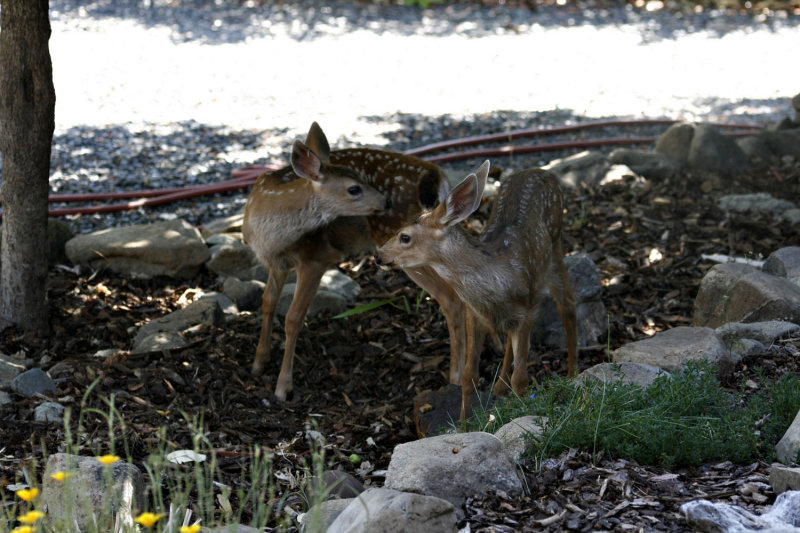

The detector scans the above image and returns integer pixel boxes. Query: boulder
[693,263,800,328]
[494,415,547,462]
[201,213,244,238]
[10,368,57,398]
[534,253,606,349]
[718,193,800,224]
[656,123,749,176]
[612,327,733,373]
[577,362,669,388]
[65,218,209,278]
[776,408,800,464]
[681,490,800,533]
[327,488,457,533]
[206,239,261,279]
[384,432,522,511]
[715,320,800,346]
[34,401,66,424]
[771,464,800,494]
[42,453,145,532]
[764,246,800,286]
[132,298,223,350]
[608,148,681,180]
[222,278,265,312]
[300,498,352,533]
[543,150,611,188]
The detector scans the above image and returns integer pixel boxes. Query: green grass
[471,360,800,469]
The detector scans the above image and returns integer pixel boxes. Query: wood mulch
[1,161,799,531]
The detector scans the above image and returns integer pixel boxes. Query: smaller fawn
[376,161,578,421]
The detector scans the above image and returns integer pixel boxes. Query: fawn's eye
[347,185,362,197]
[399,233,411,244]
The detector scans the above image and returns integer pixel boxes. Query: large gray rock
[656,123,749,176]
[206,239,261,279]
[201,213,244,238]
[681,490,800,533]
[612,327,733,372]
[764,246,800,286]
[718,193,800,224]
[543,150,611,188]
[738,130,800,166]
[300,498,353,533]
[10,368,57,398]
[693,263,800,328]
[132,298,223,350]
[34,401,66,424]
[771,464,800,494]
[715,321,800,346]
[42,453,145,532]
[327,488,457,533]
[65,218,209,278]
[577,362,669,388]
[384,432,522,511]
[608,148,681,180]
[222,277,265,312]
[534,253,606,349]
[494,415,547,463]
[277,284,347,318]
[776,408,800,464]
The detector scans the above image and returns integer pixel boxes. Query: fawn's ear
[291,140,325,182]
[437,161,490,227]
[304,122,331,164]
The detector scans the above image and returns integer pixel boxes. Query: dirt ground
[2,159,800,531]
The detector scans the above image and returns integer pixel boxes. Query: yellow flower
[11,526,35,533]
[50,471,72,482]
[180,523,202,533]
[18,510,45,524]
[96,454,121,465]
[16,487,39,502]
[134,512,164,528]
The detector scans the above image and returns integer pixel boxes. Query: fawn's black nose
[384,197,393,210]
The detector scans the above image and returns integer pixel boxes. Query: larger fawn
[376,161,578,421]
[243,122,470,400]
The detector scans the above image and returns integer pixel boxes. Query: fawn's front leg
[274,259,328,401]
[252,268,288,376]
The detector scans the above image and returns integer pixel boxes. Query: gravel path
[18,0,800,231]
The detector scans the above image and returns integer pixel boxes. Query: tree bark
[0,0,56,333]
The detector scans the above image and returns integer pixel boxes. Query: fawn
[243,122,471,400]
[376,160,578,421]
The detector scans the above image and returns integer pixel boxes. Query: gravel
[1,0,798,233]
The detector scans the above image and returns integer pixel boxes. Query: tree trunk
[0,0,56,333]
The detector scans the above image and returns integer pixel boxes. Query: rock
[776,408,800,464]
[198,292,239,317]
[764,247,800,286]
[693,263,800,328]
[577,362,669,388]
[34,401,66,424]
[771,464,800,494]
[738,131,800,166]
[10,368,57,398]
[384,432,522,511]
[719,193,800,223]
[300,498,353,533]
[316,470,365,499]
[0,390,12,409]
[607,148,681,180]
[206,240,261,279]
[132,298,223,349]
[534,253,606,349]
[222,277,265,312]
[42,453,145,532]
[655,123,695,167]
[321,269,361,304]
[201,213,244,238]
[681,490,800,533]
[130,331,187,355]
[65,218,209,278]
[543,150,611,188]
[0,352,27,385]
[612,327,734,373]
[494,415,547,463]
[277,284,347,318]
[655,123,748,176]
[327,488,457,533]
[715,321,800,346]
[413,384,494,437]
